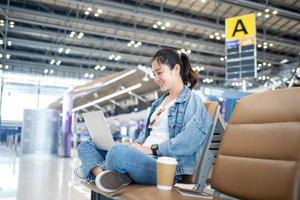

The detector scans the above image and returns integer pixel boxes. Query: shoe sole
[95,170,131,193]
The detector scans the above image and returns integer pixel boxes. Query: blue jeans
[77,141,158,184]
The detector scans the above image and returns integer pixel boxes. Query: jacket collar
[152,85,191,107]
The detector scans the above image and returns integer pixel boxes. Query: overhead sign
[225,14,257,80]
[226,14,256,41]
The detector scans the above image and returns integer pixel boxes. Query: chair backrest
[211,88,300,200]
[180,101,225,191]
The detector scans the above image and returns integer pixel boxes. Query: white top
[143,98,176,147]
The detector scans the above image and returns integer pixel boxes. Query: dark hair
[151,48,198,89]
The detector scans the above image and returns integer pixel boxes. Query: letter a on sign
[232,19,248,37]
[226,14,255,41]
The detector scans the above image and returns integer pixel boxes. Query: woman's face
[151,59,180,92]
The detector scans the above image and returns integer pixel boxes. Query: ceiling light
[114,55,121,61]
[200,0,206,2]
[84,11,90,15]
[49,69,54,74]
[265,8,270,13]
[89,73,94,79]
[137,41,142,46]
[265,14,270,18]
[263,62,267,66]
[5,54,10,59]
[56,60,61,65]
[7,41,12,46]
[58,47,64,53]
[134,43,139,48]
[127,43,132,47]
[9,21,14,25]
[9,24,14,28]
[0,39,3,45]
[97,9,103,14]
[257,12,262,17]
[44,69,49,74]
[108,54,115,60]
[280,59,289,64]
[160,26,166,30]
[95,65,101,70]
[50,59,55,65]
[157,21,162,25]
[94,13,99,17]
[165,22,171,27]
[216,36,221,40]
[5,65,9,70]
[263,45,268,49]
[267,63,272,67]
[100,65,106,70]
[214,32,220,36]
[186,49,191,54]
[69,31,76,38]
[258,63,262,67]
[209,35,214,39]
[269,43,274,47]
[257,44,262,48]
[77,32,84,39]
[87,7,92,12]
[0,54,2,58]
[84,73,89,78]
[153,24,158,29]
[272,10,278,15]
[220,57,225,61]
[65,48,71,54]
[221,33,226,38]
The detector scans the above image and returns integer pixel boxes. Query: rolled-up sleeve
[133,130,146,144]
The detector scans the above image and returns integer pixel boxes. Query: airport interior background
[0,0,299,199]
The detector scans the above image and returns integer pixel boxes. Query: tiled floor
[0,146,90,200]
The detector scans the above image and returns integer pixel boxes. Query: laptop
[82,111,115,150]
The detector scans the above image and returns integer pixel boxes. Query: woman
[77,48,212,192]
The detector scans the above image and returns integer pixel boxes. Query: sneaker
[74,166,85,179]
[95,170,132,193]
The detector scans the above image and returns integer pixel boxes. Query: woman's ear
[174,64,180,74]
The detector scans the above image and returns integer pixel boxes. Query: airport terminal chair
[210,87,300,200]
[82,101,224,200]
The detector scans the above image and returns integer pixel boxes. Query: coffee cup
[156,157,178,190]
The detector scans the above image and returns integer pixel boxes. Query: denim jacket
[134,85,212,175]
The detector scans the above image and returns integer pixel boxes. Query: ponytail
[151,48,198,89]
[180,53,198,89]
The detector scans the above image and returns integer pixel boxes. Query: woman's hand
[130,143,152,155]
